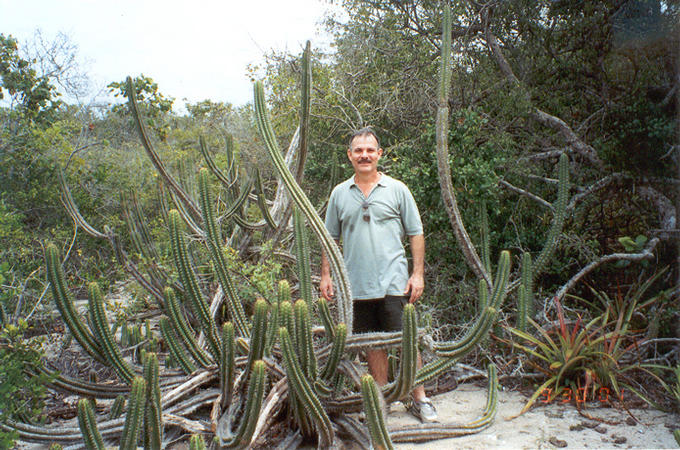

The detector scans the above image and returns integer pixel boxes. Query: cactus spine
[77,398,105,450]
[119,377,147,450]
[87,282,135,383]
[361,375,394,450]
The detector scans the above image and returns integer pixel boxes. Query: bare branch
[498,179,554,210]
[555,238,660,301]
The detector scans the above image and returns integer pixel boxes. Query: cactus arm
[45,243,106,364]
[254,168,278,229]
[279,327,335,447]
[389,364,499,442]
[294,299,317,379]
[218,360,267,448]
[316,297,335,342]
[253,81,353,332]
[435,6,492,289]
[293,208,313,307]
[168,209,221,360]
[296,40,311,183]
[109,395,126,420]
[220,322,235,409]
[479,200,491,274]
[385,304,417,402]
[198,135,231,188]
[125,76,202,221]
[533,153,569,277]
[361,375,394,450]
[198,168,250,337]
[162,288,211,367]
[58,170,108,239]
[143,353,163,450]
[87,282,135,383]
[320,323,347,381]
[433,250,510,358]
[119,377,147,450]
[246,299,268,376]
[77,398,105,450]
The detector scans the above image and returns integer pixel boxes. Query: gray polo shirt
[324,173,423,300]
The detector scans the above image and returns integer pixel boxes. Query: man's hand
[404,273,424,303]
[320,275,334,301]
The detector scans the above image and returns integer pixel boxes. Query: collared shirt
[324,173,423,300]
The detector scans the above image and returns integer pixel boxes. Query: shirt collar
[349,172,387,189]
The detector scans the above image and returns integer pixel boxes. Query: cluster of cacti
[5,12,525,448]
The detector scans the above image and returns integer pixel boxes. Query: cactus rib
[361,375,394,450]
[77,398,105,450]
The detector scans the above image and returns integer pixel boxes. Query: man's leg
[366,349,389,385]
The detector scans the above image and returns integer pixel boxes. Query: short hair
[348,127,380,149]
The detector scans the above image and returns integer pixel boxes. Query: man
[320,127,437,422]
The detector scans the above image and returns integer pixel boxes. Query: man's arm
[319,239,340,301]
[404,234,425,303]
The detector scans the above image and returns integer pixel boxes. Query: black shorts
[352,295,409,333]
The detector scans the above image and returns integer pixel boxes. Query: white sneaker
[407,397,438,422]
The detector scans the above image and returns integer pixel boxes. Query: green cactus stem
[119,376,147,450]
[279,327,334,447]
[320,323,347,381]
[87,282,135,383]
[77,398,105,450]
[220,322,235,409]
[219,360,267,448]
[253,80,353,332]
[385,303,417,402]
[198,168,250,337]
[361,374,394,450]
[159,316,196,374]
[143,353,162,450]
[168,209,221,361]
[45,243,105,364]
[294,299,317,379]
[479,201,492,274]
[109,395,126,420]
[316,297,335,342]
[189,434,207,450]
[389,364,499,442]
[293,207,313,307]
[162,288,211,368]
[264,292,280,357]
[533,153,569,277]
[433,250,510,358]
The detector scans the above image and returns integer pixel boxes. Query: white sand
[389,383,680,449]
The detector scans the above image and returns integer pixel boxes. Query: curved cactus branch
[253,81,353,331]
[162,288,211,368]
[87,282,135,383]
[436,5,492,290]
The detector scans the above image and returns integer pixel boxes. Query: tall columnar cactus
[109,395,126,420]
[87,282,135,383]
[246,299,268,377]
[198,167,249,338]
[532,152,569,278]
[120,377,147,450]
[361,375,394,450]
[253,80,354,332]
[517,252,533,331]
[77,398,105,450]
[168,209,221,361]
[159,316,196,374]
[385,303,417,402]
[294,299,317,380]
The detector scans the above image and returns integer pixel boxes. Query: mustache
[357,159,372,164]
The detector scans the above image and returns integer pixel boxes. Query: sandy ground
[388,383,680,449]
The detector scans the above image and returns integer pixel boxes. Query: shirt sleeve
[324,188,341,239]
[400,184,423,236]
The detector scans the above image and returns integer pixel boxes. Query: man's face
[347,134,383,176]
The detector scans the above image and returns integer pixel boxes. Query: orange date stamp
[540,387,624,404]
